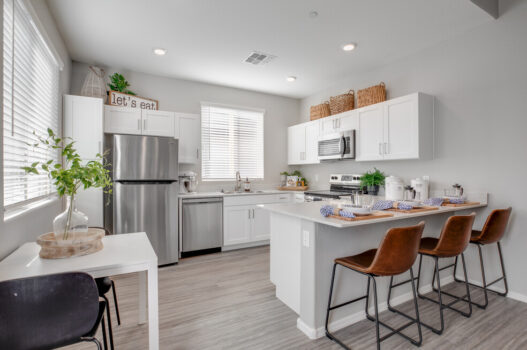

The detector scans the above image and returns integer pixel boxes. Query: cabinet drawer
[223,193,291,206]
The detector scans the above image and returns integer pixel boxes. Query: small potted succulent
[360,168,386,196]
[22,129,113,241]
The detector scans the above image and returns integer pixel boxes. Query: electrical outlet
[302,230,310,247]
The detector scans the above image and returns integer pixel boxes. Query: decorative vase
[80,66,107,102]
[53,196,89,241]
[367,185,380,196]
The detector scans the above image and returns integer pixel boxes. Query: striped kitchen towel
[373,200,394,210]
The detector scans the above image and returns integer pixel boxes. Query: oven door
[318,130,355,160]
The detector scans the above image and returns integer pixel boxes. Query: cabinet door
[251,206,270,241]
[356,104,384,161]
[304,121,320,164]
[287,124,306,165]
[104,106,142,135]
[319,116,338,136]
[176,114,200,164]
[337,111,359,131]
[63,95,103,160]
[223,205,252,246]
[383,95,419,160]
[142,110,175,137]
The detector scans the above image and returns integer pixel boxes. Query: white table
[0,232,159,350]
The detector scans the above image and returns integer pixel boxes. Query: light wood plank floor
[65,246,527,350]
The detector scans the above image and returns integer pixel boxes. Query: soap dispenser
[244,177,251,192]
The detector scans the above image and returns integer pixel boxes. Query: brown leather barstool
[410,213,476,335]
[452,207,512,309]
[325,221,425,350]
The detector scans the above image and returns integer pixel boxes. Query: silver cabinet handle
[384,142,388,154]
[248,209,251,219]
[137,119,141,130]
[98,141,102,154]
[379,143,382,155]
[252,209,255,219]
[197,148,199,159]
[143,119,147,130]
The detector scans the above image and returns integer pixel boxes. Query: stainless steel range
[304,174,364,201]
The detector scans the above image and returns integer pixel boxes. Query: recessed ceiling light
[153,48,167,56]
[286,76,297,82]
[342,43,356,52]
[309,11,318,18]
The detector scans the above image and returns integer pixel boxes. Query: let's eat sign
[108,90,159,110]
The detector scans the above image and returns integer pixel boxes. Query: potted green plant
[22,129,113,240]
[108,72,136,95]
[360,168,386,195]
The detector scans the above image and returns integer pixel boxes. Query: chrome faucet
[235,171,242,192]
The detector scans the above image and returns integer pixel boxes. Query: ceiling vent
[244,51,276,65]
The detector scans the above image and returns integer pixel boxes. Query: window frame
[200,101,265,182]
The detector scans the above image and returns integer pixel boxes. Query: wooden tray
[37,228,105,259]
[442,202,480,207]
[388,206,439,214]
[278,186,309,191]
[329,211,394,222]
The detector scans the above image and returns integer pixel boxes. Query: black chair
[90,226,120,350]
[0,272,107,349]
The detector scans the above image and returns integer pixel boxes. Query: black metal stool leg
[102,295,115,350]
[111,280,121,325]
[497,242,509,296]
[101,316,108,350]
[371,276,381,350]
[416,255,445,334]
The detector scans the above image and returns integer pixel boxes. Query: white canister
[385,176,405,201]
[411,178,429,201]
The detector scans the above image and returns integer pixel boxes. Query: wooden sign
[108,90,158,110]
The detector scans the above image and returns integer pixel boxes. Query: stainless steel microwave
[318,130,355,160]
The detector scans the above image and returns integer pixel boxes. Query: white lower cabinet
[223,194,291,247]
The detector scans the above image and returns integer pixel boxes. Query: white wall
[70,61,300,191]
[298,0,527,298]
[0,0,71,259]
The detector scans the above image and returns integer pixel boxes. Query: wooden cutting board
[329,211,394,222]
[278,186,309,191]
[442,202,480,207]
[388,206,439,214]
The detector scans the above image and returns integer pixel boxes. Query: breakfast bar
[260,193,488,340]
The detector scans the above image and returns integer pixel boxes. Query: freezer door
[114,182,178,265]
[113,134,178,181]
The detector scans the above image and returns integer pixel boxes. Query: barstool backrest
[369,221,425,276]
[434,213,476,257]
[477,207,512,244]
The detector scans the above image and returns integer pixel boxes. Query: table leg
[148,264,159,350]
[138,270,147,324]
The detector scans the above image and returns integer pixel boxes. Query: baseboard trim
[456,274,527,303]
[297,275,454,339]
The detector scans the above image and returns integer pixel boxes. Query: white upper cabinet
[104,105,142,135]
[287,120,320,165]
[175,113,200,164]
[356,93,434,161]
[142,110,175,137]
[356,104,384,161]
[104,105,175,137]
[319,110,358,136]
[64,95,103,160]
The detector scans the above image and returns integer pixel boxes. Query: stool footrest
[329,294,367,311]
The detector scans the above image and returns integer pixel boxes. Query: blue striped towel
[424,197,444,206]
[373,200,393,210]
[320,205,335,217]
[449,198,465,204]
[398,201,415,210]
[339,209,356,218]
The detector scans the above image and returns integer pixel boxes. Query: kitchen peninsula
[260,193,487,340]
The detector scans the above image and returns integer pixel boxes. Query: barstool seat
[326,222,425,350]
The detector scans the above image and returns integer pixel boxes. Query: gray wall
[0,0,71,259]
[298,0,527,298]
[70,61,300,191]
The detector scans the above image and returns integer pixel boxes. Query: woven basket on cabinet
[329,90,354,115]
[310,102,331,120]
[357,82,386,108]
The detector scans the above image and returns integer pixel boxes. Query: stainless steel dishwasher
[181,197,223,257]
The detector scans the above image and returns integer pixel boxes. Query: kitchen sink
[221,190,266,194]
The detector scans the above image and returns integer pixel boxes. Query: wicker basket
[357,82,386,108]
[310,101,331,120]
[329,90,355,115]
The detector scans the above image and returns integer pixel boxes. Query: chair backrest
[369,221,425,276]
[434,213,476,257]
[0,272,99,350]
[478,207,512,244]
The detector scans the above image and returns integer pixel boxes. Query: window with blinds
[3,0,60,209]
[201,103,264,181]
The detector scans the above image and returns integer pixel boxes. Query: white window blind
[201,103,264,181]
[3,0,60,209]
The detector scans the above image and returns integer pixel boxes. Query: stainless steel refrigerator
[104,134,179,265]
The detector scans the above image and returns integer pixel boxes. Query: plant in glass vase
[22,129,112,240]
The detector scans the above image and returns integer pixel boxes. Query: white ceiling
[46,0,491,98]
